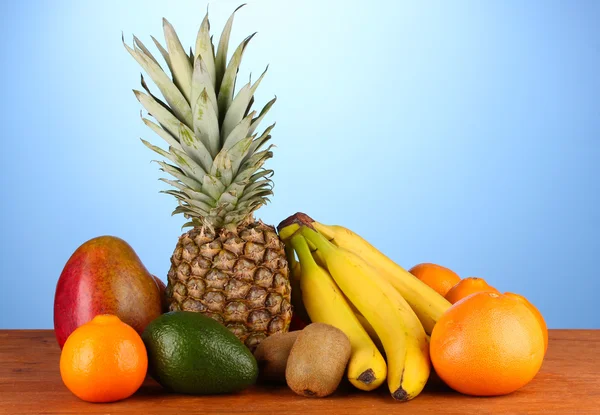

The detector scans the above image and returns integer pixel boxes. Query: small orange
[409,263,461,297]
[445,276,499,304]
[505,292,548,354]
[430,292,545,396]
[60,314,148,403]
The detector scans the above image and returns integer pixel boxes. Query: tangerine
[409,263,461,297]
[60,314,148,402]
[445,277,499,304]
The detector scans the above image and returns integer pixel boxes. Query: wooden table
[0,330,598,414]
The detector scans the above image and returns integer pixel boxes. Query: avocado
[142,311,258,394]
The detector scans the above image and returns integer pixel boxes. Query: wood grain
[0,330,598,414]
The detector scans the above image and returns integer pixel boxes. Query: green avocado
[142,311,258,394]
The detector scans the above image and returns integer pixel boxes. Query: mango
[152,274,169,313]
[54,236,162,348]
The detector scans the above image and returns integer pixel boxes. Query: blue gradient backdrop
[1,0,598,329]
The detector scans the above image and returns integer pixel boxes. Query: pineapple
[124,6,291,350]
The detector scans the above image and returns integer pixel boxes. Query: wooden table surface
[0,330,598,414]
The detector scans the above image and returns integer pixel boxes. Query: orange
[505,292,548,354]
[430,292,545,396]
[445,276,499,304]
[60,314,148,403]
[409,263,461,297]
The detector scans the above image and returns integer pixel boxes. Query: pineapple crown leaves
[124,5,276,231]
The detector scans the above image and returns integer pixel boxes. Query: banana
[310,246,327,268]
[285,243,301,280]
[354,311,384,353]
[342,289,384,353]
[289,234,387,391]
[340,287,385,353]
[285,244,311,326]
[312,221,451,334]
[279,222,300,240]
[299,226,430,401]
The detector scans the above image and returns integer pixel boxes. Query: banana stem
[299,226,334,255]
[290,234,319,274]
[279,223,301,241]
[284,244,298,273]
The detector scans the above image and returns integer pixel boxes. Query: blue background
[1,0,598,329]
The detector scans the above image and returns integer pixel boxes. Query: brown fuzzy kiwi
[285,323,352,398]
[254,331,301,383]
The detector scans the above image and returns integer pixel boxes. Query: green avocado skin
[142,311,258,395]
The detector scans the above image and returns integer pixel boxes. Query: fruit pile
[54,225,547,403]
[275,213,547,400]
[51,4,548,405]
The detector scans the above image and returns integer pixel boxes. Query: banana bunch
[278,213,452,401]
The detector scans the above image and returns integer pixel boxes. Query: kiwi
[254,331,301,383]
[285,323,352,398]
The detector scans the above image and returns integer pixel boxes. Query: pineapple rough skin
[166,221,292,350]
